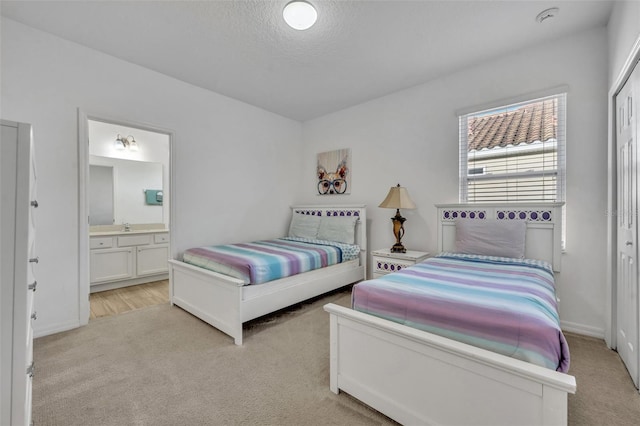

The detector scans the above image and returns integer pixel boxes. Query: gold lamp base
[390,242,407,253]
[390,209,407,253]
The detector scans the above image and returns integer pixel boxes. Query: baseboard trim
[34,319,81,339]
[561,320,605,339]
[90,273,169,293]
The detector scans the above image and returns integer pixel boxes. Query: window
[459,94,566,205]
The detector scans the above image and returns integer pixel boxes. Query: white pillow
[288,214,321,239]
[317,216,358,244]
[455,219,526,259]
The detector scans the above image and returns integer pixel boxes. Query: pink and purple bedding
[352,252,570,372]
[182,237,359,285]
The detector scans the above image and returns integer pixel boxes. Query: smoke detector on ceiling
[536,7,560,23]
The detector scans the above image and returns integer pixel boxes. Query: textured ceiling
[1,1,613,121]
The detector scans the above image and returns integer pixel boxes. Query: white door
[616,63,640,388]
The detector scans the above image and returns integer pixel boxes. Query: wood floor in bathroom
[89,280,169,320]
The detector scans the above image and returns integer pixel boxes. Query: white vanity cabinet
[90,244,134,283]
[90,231,169,292]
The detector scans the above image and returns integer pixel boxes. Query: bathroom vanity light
[114,134,139,151]
[283,1,317,30]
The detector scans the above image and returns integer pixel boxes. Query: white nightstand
[371,248,430,278]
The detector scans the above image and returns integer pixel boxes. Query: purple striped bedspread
[352,252,570,372]
[182,237,356,285]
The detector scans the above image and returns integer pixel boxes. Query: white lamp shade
[114,135,125,150]
[126,136,139,151]
[378,185,416,210]
[283,1,317,30]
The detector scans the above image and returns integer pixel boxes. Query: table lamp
[378,184,416,253]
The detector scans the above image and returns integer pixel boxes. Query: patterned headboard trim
[293,209,361,218]
[441,209,555,222]
[436,203,563,272]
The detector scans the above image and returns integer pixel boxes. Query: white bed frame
[324,203,576,426]
[169,204,367,345]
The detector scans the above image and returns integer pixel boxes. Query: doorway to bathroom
[78,112,174,324]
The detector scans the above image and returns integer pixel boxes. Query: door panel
[137,244,169,276]
[90,247,134,284]
[616,65,639,388]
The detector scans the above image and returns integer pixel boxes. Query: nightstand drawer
[373,257,417,275]
[371,248,430,277]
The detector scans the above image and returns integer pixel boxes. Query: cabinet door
[90,247,134,284]
[136,244,169,276]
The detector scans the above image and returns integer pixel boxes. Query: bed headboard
[290,204,367,271]
[435,203,563,272]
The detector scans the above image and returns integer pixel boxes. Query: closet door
[616,64,640,388]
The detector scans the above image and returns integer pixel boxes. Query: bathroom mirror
[89,155,164,225]
[89,164,115,225]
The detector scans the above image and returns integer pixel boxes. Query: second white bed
[170,204,367,345]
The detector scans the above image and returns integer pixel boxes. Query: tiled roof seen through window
[468,99,557,151]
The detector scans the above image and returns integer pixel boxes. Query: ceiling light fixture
[536,7,559,23]
[283,1,317,30]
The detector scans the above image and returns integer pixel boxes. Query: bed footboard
[169,259,245,344]
[324,303,576,426]
[169,258,364,346]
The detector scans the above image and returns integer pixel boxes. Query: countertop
[90,229,168,237]
[89,223,168,237]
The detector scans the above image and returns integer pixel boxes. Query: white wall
[1,18,302,337]
[608,1,640,86]
[299,27,609,337]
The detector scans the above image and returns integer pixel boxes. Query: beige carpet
[565,332,640,425]
[33,288,640,425]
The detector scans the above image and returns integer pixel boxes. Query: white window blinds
[459,93,566,204]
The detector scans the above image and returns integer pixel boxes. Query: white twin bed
[168,204,367,345]
[324,203,576,426]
